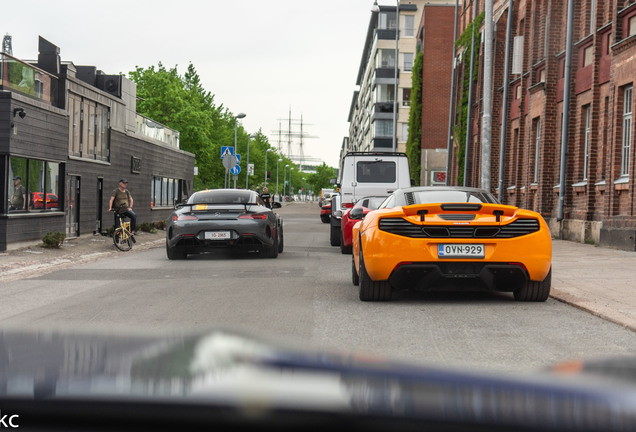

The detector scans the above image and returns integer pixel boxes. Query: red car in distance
[339,195,387,254]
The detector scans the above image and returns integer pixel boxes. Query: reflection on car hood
[1,328,636,431]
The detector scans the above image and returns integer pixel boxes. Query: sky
[2,0,384,168]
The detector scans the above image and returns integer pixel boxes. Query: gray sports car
[166,189,283,259]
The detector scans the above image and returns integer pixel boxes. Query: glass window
[46,162,60,211]
[621,86,633,177]
[356,161,396,183]
[375,84,395,103]
[379,11,397,30]
[401,123,409,142]
[8,157,27,212]
[404,15,415,37]
[403,52,414,72]
[374,120,393,137]
[376,49,396,68]
[6,157,60,213]
[534,118,541,183]
[630,15,636,37]
[402,88,411,106]
[583,45,594,67]
[583,105,591,181]
[28,160,45,211]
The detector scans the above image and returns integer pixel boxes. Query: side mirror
[272,202,282,209]
[349,206,365,220]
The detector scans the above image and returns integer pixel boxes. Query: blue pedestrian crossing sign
[221,146,234,158]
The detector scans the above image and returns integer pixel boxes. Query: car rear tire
[340,229,352,254]
[166,243,187,260]
[320,214,330,223]
[263,229,279,258]
[330,223,341,246]
[359,250,391,301]
[352,255,359,286]
[514,268,551,302]
[277,222,284,253]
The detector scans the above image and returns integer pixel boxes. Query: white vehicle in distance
[329,152,412,247]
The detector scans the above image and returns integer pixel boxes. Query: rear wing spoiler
[402,203,519,222]
[176,202,259,211]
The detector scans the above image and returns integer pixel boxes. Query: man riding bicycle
[109,178,137,235]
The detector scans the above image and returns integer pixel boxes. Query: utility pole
[480,0,494,191]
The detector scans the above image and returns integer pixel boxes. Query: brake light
[342,202,354,209]
[509,262,528,273]
[239,214,267,220]
[173,214,198,221]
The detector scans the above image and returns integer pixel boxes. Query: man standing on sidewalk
[109,179,137,234]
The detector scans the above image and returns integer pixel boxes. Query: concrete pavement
[1,207,635,331]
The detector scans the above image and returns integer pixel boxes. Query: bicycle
[111,204,136,251]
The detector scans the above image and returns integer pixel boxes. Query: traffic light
[267,171,271,180]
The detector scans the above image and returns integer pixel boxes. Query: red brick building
[448,0,636,250]
[417,4,456,185]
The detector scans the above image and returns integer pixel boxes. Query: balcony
[0,53,58,105]
[374,102,395,114]
[136,114,181,149]
[376,29,398,40]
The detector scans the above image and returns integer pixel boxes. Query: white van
[337,152,411,206]
[329,152,412,246]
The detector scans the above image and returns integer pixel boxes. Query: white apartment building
[346,1,428,156]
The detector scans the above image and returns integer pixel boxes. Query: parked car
[166,189,283,259]
[351,186,552,302]
[339,195,388,254]
[30,192,59,209]
[320,199,331,223]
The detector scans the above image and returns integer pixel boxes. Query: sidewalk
[1,227,635,332]
[550,240,636,332]
[0,231,165,283]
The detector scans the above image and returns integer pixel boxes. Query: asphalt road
[2,201,636,374]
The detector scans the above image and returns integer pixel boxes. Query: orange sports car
[351,186,552,302]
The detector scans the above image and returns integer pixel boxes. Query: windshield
[188,190,253,204]
[410,190,498,204]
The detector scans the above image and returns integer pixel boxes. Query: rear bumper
[389,262,530,292]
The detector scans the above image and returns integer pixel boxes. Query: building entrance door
[96,178,103,234]
[66,175,80,238]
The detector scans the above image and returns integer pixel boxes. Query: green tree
[306,163,337,194]
[129,63,273,191]
[406,51,423,184]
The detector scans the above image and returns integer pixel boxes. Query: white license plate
[205,231,231,240]
[438,244,484,258]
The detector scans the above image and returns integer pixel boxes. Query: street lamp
[277,159,283,200]
[265,149,274,187]
[233,112,246,188]
[284,164,289,199]
[289,167,294,201]
[246,134,256,189]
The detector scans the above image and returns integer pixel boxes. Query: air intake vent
[378,217,540,239]
[439,214,476,221]
[405,193,415,205]
[378,218,427,237]
[499,219,540,238]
